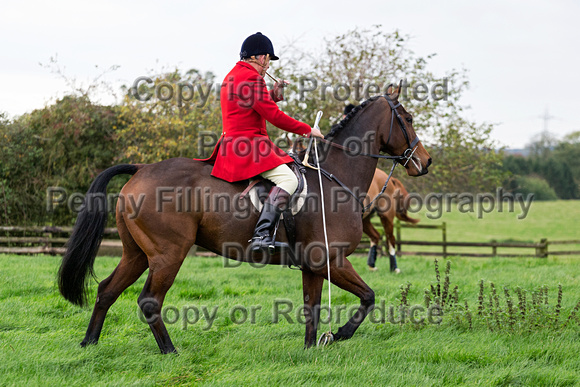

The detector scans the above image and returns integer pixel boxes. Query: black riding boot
[250,187,290,252]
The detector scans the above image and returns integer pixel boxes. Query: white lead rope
[311,112,334,347]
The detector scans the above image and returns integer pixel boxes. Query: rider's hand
[310,126,324,139]
[272,80,289,100]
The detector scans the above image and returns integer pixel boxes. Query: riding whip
[302,111,323,169]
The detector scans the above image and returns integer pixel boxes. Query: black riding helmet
[240,32,279,61]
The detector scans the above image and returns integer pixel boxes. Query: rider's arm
[250,76,311,137]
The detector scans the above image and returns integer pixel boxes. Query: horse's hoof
[80,339,97,347]
[317,332,334,347]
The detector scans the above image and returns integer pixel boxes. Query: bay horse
[58,84,431,353]
[362,171,419,272]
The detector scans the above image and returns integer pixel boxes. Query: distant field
[388,199,580,257]
[1,249,580,385]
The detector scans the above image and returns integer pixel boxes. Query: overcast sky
[2,0,579,148]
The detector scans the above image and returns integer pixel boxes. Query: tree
[502,132,580,199]
[274,26,507,194]
[553,131,580,194]
[0,96,122,225]
[527,131,558,158]
[116,68,222,163]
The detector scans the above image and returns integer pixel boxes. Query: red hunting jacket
[200,61,311,182]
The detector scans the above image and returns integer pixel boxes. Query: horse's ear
[390,79,403,100]
[397,79,403,96]
[386,81,403,100]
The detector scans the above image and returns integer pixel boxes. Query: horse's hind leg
[138,247,191,354]
[362,217,381,270]
[327,257,375,341]
[81,238,148,346]
[379,215,400,273]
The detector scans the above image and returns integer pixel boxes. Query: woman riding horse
[58,44,432,352]
[202,32,323,252]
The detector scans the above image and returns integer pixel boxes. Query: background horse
[362,170,419,273]
[58,85,431,354]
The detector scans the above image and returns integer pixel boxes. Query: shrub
[513,175,558,201]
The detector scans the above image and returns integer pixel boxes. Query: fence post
[491,239,497,256]
[395,219,401,254]
[537,238,548,258]
[43,230,52,253]
[442,222,447,258]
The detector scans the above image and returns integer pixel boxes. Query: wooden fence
[2,224,580,258]
[357,220,580,258]
[0,226,120,255]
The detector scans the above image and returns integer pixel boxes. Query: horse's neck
[320,122,380,196]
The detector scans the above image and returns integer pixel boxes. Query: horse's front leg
[301,269,324,348]
[328,256,375,341]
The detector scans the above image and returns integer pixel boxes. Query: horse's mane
[325,95,383,139]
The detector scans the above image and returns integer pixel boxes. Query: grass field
[1,201,580,386]
[393,199,580,256]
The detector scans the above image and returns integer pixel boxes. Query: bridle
[382,94,420,167]
[307,94,421,214]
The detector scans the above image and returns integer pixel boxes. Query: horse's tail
[392,178,420,225]
[58,164,142,306]
[396,210,420,224]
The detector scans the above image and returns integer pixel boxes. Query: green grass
[1,255,580,386]
[1,201,580,386]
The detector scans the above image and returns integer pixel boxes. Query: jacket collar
[236,61,260,74]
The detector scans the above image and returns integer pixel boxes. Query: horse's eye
[406,117,413,124]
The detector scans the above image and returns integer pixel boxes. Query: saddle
[241,157,307,215]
